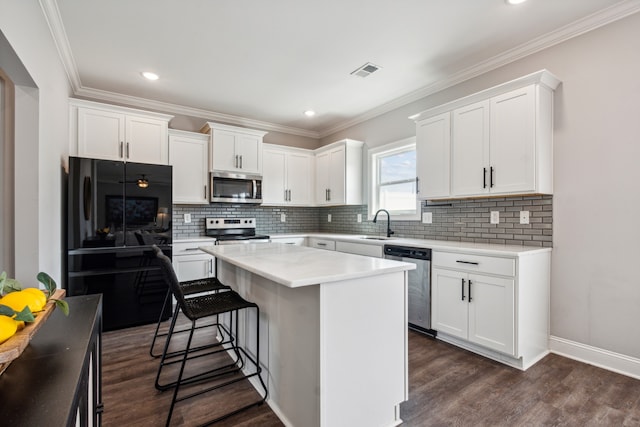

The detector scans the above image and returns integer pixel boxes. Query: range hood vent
[351,62,381,78]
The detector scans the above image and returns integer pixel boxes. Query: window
[368,137,419,220]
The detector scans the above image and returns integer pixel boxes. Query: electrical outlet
[280,213,286,223]
[357,214,362,223]
[183,213,191,224]
[490,211,499,224]
[422,212,432,224]
[327,214,332,223]
[520,210,530,225]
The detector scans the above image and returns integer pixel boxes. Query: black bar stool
[149,274,231,358]
[152,245,268,426]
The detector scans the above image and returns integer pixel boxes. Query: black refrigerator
[66,156,173,331]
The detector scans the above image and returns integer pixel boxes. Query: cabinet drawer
[308,238,336,251]
[173,241,216,256]
[433,251,515,277]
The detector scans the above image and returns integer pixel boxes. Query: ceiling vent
[351,62,381,78]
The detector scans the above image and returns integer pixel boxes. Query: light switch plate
[422,212,432,224]
[357,214,362,223]
[280,213,286,222]
[183,213,192,224]
[520,210,530,224]
[490,211,499,224]
[328,214,332,223]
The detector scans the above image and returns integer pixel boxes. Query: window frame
[367,136,419,221]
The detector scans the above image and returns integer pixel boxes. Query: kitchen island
[200,243,415,427]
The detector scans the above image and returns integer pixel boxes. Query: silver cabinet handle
[317,242,327,247]
[416,176,420,194]
[204,185,207,199]
[328,188,331,201]
[235,155,239,168]
[239,155,243,169]
[209,258,213,275]
[120,141,124,158]
[126,142,130,159]
[184,247,200,251]
[284,189,288,201]
[289,189,291,201]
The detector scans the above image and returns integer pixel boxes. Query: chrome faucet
[373,209,394,238]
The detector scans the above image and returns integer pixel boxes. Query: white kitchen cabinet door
[287,151,313,205]
[73,100,172,164]
[169,130,209,204]
[125,115,169,164]
[314,139,362,206]
[431,268,468,339]
[174,253,215,282]
[262,148,287,204]
[489,85,536,195]
[235,133,262,174]
[315,151,331,205]
[206,123,266,174]
[451,101,490,197]
[415,113,450,199]
[77,107,126,161]
[467,273,515,355]
[328,145,346,204]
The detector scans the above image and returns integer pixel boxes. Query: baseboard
[549,335,640,380]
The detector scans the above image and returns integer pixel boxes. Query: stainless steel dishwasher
[384,245,436,337]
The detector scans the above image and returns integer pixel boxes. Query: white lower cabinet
[432,268,514,355]
[432,249,550,370]
[173,241,216,281]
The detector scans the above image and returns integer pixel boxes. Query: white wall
[324,12,640,361]
[0,0,72,283]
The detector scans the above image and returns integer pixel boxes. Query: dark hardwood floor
[102,318,640,426]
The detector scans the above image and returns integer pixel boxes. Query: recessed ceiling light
[141,71,159,81]
[304,110,316,117]
[505,0,527,4]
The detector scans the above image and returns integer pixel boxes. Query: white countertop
[199,243,415,288]
[271,233,551,257]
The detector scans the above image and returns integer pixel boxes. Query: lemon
[1,290,45,313]
[22,288,47,309]
[0,315,18,344]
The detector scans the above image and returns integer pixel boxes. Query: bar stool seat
[152,245,267,426]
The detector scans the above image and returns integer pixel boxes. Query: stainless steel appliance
[66,156,173,331]
[384,245,435,336]
[210,171,263,204]
[205,217,270,244]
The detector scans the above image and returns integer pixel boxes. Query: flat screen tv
[105,195,158,226]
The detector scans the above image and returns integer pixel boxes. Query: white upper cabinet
[262,144,313,206]
[70,99,172,164]
[169,129,210,204]
[415,113,451,199]
[451,100,490,197]
[201,122,267,175]
[411,70,560,200]
[314,139,363,206]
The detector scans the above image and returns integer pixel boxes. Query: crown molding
[318,0,640,138]
[74,86,320,138]
[43,0,640,140]
[39,0,82,92]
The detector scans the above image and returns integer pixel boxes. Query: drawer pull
[456,260,479,265]
[184,247,201,251]
[317,243,327,247]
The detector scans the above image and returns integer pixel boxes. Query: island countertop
[199,242,415,288]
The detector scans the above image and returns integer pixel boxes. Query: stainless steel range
[205,217,270,244]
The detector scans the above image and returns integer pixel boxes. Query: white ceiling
[47,0,639,138]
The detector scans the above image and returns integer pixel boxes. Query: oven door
[210,172,263,203]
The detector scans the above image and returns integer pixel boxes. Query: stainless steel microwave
[210,171,263,204]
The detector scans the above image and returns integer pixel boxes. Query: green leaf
[14,306,35,322]
[54,299,69,316]
[37,272,57,296]
[0,304,16,317]
[3,278,22,294]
